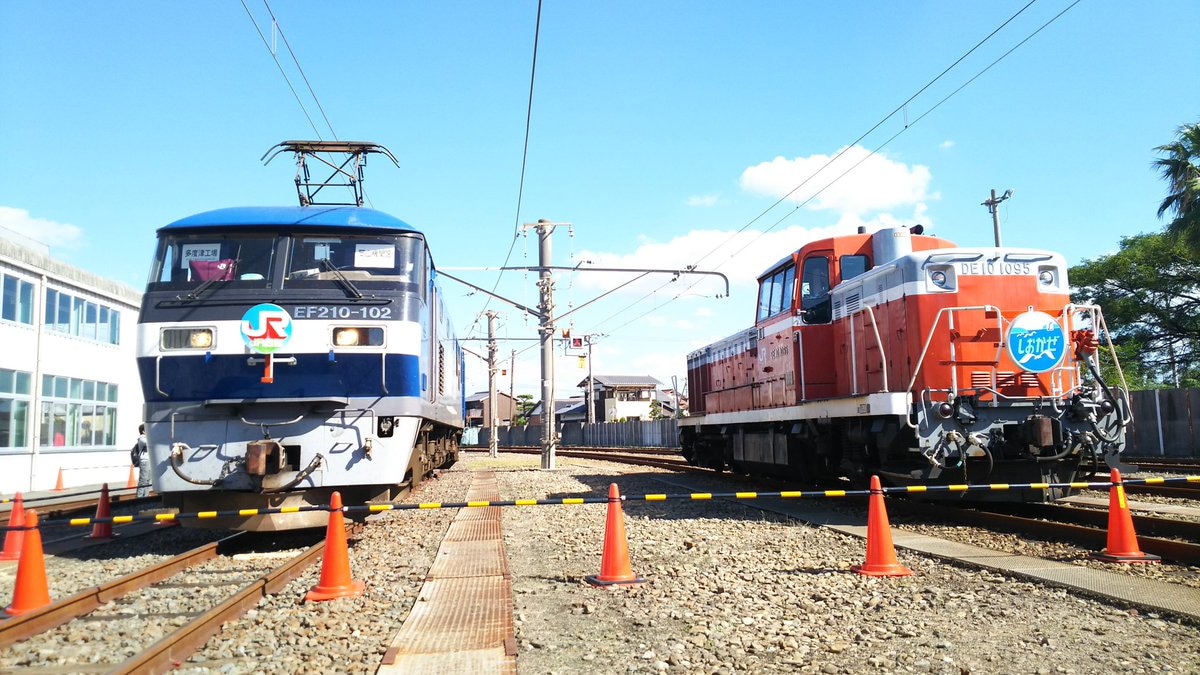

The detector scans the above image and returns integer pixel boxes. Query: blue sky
[2,1,1197,401]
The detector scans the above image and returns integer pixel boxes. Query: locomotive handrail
[1061,303,1133,428]
[905,305,1003,394]
[238,414,304,427]
[849,304,888,394]
[155,355,167,397]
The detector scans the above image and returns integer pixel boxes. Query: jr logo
[240,303,293,354]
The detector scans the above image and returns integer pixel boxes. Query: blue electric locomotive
[136,143,463,530]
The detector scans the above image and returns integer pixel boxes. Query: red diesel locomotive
[678,225,1129,500]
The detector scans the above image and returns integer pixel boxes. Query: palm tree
[1154,122,1200,248]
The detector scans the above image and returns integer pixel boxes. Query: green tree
[1154,121,1200,249]
[513,394,536,427]
[647,399,667,420]
[1069,232,1200,387]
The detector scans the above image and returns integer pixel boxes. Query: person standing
[131,424,152,498]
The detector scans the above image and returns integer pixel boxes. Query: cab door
[795,251,836,400]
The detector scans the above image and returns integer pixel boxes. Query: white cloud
[738,145,931,215]
[573,223,847,295]
[686,194,719,207]
[940,140,955,150]
[0,207,85,249]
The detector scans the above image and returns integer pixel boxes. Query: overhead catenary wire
[239,0,325,142]
[587,0,1081,338]
[465,0,545,341]
[260,0,339,142]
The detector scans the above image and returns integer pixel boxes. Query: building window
[1,274,35,325]
[44,288,120,345]
[0,368,32,448]
[39,375,118,448]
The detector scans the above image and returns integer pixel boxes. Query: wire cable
[239,0,324,140]
[260,0,339,142]
[589,0,1081,337]
[464,0,544,340]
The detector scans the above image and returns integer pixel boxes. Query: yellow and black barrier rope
[12,474,1200,530]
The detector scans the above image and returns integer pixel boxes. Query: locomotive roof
[158,206,420,234]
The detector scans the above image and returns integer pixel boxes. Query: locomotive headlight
[1037,269,1056,286]
[161,327,215,350]
[334,327,361,346]
[930,270,948,288]
[190,330,214,348]
[332,326,385,347]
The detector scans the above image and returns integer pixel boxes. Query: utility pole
[509,349,516,414]
[486,310,499,458]
[523,219,564,470]
[437,223,729,471]
[981,189,1013,247]
[585,335,596,424]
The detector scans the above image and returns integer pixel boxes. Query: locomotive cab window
[284,234,426,295]
[147,234,278,291]
[800,255,831,324]
[840,254,870,282]
[756,263,796,322]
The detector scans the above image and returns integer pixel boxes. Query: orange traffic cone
[53,468,65,492]
[126,465,137,489]
[1092,468,1161,564]
[586,483,644,588]
[305,492,365,602]
[0,492,26,561]
[90,483,113,540]
[5,509,51,616]
[852,476,913,577]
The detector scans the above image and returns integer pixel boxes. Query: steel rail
[112,531,336,674]
[0,532,245,648]
[899,501,1200,565]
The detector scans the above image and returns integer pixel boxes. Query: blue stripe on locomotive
[137,352,422,402]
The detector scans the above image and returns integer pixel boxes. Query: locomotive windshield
[145,231,428,295]
[284,234,424,286]
[147,233,278,289]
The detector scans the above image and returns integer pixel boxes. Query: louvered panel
[970,371,994,389]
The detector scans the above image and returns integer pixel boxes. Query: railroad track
[898,500,1200,565]
[0,529,330,673]
[1123,457,1200,473]
[529,447,1200,568]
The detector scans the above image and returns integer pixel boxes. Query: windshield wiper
[182,277,221,302]
[321,259,363,299]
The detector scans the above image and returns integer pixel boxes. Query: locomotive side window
[756,264,796,322]
[800,256,831,324]
[840,255,870,282]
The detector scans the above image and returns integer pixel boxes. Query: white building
[576,375,664,422]
[0,229,143,494]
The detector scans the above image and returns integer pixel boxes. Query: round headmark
[1006,310,1066,373]
[240,303,293,354]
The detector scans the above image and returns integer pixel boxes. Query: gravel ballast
[2,452,1198,674]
